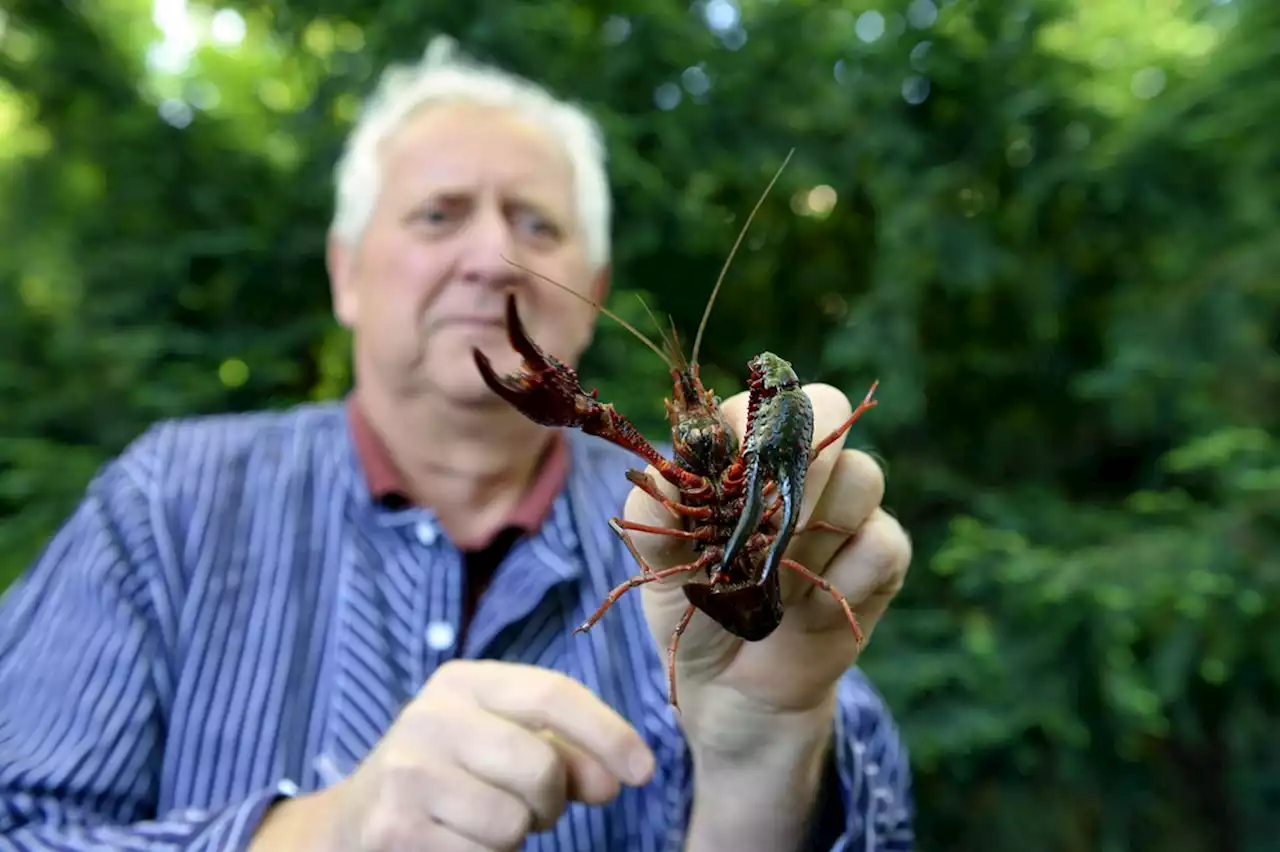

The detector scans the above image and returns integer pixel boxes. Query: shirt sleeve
[0,458,295,852]
[813,669,916,852]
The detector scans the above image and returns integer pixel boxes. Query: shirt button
[425,621,456,651]
[414,520,437,546]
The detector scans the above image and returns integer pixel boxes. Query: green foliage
[1,0,1276,848]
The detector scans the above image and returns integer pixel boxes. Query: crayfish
[472,151,879,710]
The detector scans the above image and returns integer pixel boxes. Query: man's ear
[327,232,359,328]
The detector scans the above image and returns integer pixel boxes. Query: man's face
[328,101,608,409]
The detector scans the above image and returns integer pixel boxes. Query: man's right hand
[250,660,656,852]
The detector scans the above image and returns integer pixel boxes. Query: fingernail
[628,748,655,785]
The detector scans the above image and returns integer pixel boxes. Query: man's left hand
[625,382,912,760]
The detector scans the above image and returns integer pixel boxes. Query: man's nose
[458,209,522,288]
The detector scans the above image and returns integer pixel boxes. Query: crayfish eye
[673,418,740,476]
[679,424,706,452]
[673,423,710,468]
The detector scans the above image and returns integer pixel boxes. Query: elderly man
[0,37,913,852]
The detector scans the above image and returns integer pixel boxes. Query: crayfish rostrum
[471,151,879,710]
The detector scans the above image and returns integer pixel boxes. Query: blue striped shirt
[0,401,914,851]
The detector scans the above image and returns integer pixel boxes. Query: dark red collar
[345,393,569,548]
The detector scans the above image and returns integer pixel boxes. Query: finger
[793,383,864,528]
[716,387,750,436]
[447,707,568,831]
[720,383,858,532]
[424,760,534,851]
[540,730,623,806]
[782,448,886,601]
[794,507,911,637]
[726,383,868,603]
[446,661,656,787]
[431,836,495,852]
[810,448,886,531]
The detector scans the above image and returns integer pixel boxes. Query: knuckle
[490,717,547,766]
[490,797,535,846]
[873,509,912,584]
[428,658,473,692]
[847,449,887,502]
[413,682,487,749]
[887,516,913,575]
[359,800,415,852]
[526,746,565,794]
[382,753,426,784]
[521,670,574,716]
[411,691,464,739]
[805,382,853,420]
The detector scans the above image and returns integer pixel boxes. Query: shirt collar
[344,392,569,547]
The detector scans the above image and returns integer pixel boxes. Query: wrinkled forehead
[379,102,577,209]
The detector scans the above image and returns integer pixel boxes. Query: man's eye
[518,210,560,238]
[416,207,452,224]
[407,199,467,228]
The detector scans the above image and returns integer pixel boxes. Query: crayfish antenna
[501,255,676,372]
[633,293,686,374]
[668,320,691,376]
[690,148,795,368]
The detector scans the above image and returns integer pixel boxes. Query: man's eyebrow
[401,182,568,216]
[399,188,472,216]
[506,185,573,212]
[413,182,476,199]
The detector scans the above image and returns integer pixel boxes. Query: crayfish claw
[472,294,671,476]
[472,348,530,408]
[471,294,600,430]
[502,292,550,369]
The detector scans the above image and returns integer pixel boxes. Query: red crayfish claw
[472,293,600,429]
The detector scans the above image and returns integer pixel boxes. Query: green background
[1,0,1276,849]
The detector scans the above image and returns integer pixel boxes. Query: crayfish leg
[609,517,715,559]
[625,470,713,521]
[574,558,706,635]
[807,380,879,464]
[667,603,698,713]
[577,521,714,636]
[780,557,866,647]
[796,519,861,538]
[614,518,711,542]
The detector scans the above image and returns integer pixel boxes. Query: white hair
[329,35,613,271]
